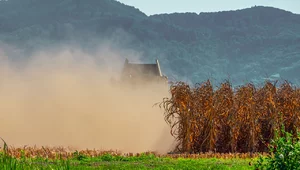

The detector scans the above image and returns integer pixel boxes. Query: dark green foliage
[0,0,300,86]
[255,124,300,170]
[100,153,114,161]
[73,150,88,161]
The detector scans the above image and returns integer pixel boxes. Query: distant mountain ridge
[0,0,299,86]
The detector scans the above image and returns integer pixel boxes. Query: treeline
[0,0,300,85]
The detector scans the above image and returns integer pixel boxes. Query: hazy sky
[118,0,300,15]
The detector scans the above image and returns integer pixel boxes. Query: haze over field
[0,44,174,154]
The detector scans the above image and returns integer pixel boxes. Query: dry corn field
[157,79,300,154]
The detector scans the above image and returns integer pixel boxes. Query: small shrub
[255,125,300,170]
[101,153,114,161]
[72,150,87,161]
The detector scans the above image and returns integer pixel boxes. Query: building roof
[121,58,162,78]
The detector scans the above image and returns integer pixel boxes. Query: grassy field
[0,150,258,170]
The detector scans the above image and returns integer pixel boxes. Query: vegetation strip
[0,151,255,169]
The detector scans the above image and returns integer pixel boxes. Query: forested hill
[0,0,300,86]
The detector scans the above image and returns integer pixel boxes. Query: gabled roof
[121,58,163,77]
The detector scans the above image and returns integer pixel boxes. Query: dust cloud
[0,44,175,154]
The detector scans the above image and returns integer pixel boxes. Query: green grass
[0,151,257,170]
